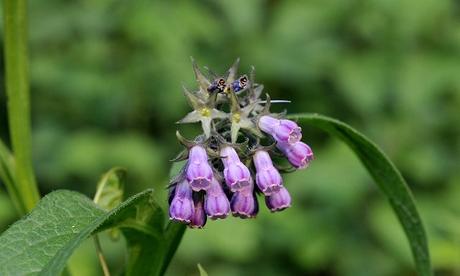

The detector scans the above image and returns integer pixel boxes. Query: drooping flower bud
[277,141,314,169]
[189,198,207,229]
[221,146,251,191]
[258,116,302,144]
[231,183,258,218]
[205,178,231,219]
[265,186,291,212]
[186,145,213,191]
[253,150,283,195]
[169,180,194,223]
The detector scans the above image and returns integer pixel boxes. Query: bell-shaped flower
[169,179,194,223]
[205,178,230,219]
[189,197,207,229]
[277,141,314,169]
[186,145,213,191]
[259,116,302,144]
[253,150,283,195]
[231,183,258,218]
[265,187,291,212]
[221,146,251,191]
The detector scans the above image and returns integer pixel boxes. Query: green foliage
[197,264,209,276]
[94,167,126,211]
[0,139,22,213]
[1,0,459,275]
[0,189,174,275]
[289,113,431,276]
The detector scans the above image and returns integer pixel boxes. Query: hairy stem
[3,0,40,212]
[93,235,111,276]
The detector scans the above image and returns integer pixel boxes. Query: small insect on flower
[207,78,227,93]
[169,59,314,228]
[231,75,249,92]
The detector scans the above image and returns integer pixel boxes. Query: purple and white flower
[258,116,302,144]
[169,179,194,223]
[231,183,258,218]
[265,186,291,212]
[186,145,213,191]
[169,60,315,228]
[205,178,231,219]
[221,146,252,191]
[253,150,283,195]
[277,141,314,169]
[189,198,207,229]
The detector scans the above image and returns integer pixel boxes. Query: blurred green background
[1,0,460,275]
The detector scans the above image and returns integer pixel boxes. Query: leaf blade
[0,189,155,276]
[289,113,432,276]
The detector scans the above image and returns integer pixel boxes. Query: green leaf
[121,161,187,276]
[197,263,209,276]
[288,113,432,276]
[0,189,155,275]
[94,167,126,211]
[93,167,126,241]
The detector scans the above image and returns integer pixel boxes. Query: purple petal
[205,179,230,219]
[189,199,207,229]
[277,141,314,169]
[265,187,291,212]
[258,115,280,133]
[186,146,213,191]
[169,181,194,223]
[231,186,258,218]
[258,116,303,144]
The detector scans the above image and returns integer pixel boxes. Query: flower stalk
[3,0,40,212]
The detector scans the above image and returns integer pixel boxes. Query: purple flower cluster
[169,59,314,228]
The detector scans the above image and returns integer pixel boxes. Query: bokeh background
[1,0,460,275]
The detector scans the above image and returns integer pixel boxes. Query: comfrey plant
[168,60,314,228]
[0,15,431,274]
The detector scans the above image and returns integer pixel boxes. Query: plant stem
[93,235,111,276]
[3,0,40,212]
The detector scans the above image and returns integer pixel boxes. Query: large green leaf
[0,189,157,275]
[289,113,431,276]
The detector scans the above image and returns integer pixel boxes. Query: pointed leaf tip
[191,59,211,91]
[226,58,241,83]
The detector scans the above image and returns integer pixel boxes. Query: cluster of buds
[168,59,314,228]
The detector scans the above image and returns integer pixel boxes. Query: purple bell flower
[186,145,213,191]
[253,150,283,195]
[205,178,231,219]
[221,146,251,191]
[230,183,258,218]
[258,116,302,144]
[169,180,194,223]
[189,198,207,229]
[265,186,291,212]
[277,141,314,169]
